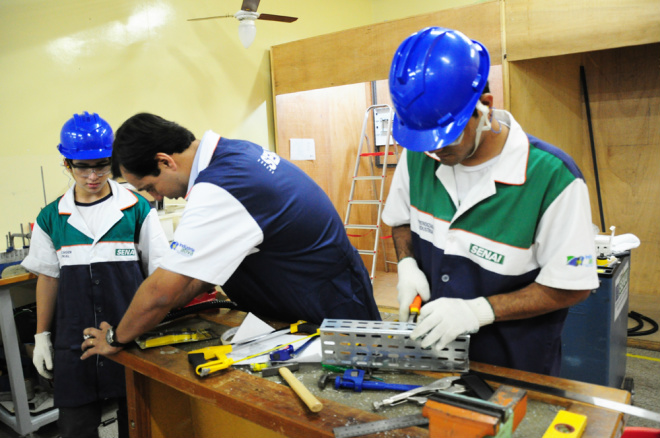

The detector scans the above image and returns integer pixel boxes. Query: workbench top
[112,309,630,438]
[0,272,35,287]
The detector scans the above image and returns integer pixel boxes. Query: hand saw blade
[472,371,660,424]
[229,327,290,351]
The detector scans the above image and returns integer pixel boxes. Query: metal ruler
[333,414,428,438]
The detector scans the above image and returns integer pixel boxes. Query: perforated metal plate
[320,319,470,372]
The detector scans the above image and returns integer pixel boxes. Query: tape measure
[333,414,428,438]
[542,410,587,438]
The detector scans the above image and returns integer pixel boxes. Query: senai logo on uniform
[259,149,280,174]
[115,249,136,257]
[566,255,594,267]
[470,244,505,265]
[170,241,195,257]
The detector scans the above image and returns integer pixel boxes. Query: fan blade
[187,14,232,21]
[241,0,260,13]
[257,13,298,23]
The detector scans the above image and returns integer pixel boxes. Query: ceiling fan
[188,0,298,48]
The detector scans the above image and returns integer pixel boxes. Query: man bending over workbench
[382,27,599,376]
[81,113,380,358]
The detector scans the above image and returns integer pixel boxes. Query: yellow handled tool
[188,345,234,377]
[188,331,320,377]
[136,328,213,349]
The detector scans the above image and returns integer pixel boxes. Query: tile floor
[628,294,660,345]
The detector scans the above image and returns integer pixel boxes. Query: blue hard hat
[389,27,490,152]
[57,112,113,160]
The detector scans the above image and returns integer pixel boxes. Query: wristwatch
[106,326,129,348]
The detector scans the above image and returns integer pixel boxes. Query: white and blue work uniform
[158,131,380,324]
[383,110,599,375]
[22,179,168,407]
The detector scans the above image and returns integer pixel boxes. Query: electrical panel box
[373,107,393,146]
[560,254,630,387]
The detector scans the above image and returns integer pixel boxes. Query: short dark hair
[112,113,195,178]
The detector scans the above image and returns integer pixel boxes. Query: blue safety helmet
[389,27,490,152]
[57,112,113,160]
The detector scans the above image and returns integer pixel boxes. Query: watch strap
[107,326,129,347]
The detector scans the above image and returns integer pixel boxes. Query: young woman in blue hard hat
[22,112,169,438]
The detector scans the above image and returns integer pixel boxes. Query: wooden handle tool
[279,366,323,413]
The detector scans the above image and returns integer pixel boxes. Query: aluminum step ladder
[344,104,398,281]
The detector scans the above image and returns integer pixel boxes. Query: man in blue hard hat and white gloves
[382,27,599,375]
[22,112,168,438]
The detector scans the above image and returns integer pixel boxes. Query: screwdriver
[407,295,422,323]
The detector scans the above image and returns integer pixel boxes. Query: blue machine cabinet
[560,254,630,388]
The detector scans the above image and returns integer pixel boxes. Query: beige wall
[509,44,660,297]
[0,0,475,238]
[372,0,493,21]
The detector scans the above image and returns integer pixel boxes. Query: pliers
[373,376,466,410]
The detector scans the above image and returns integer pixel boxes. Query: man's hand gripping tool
[408,295,422,323]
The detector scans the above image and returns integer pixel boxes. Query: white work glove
[396,257,431,322]
[411,297,495,353]
[33,332,54,379]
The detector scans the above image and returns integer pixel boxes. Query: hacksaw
[473,371,660,424]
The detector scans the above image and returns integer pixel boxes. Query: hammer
[263,364,323,413]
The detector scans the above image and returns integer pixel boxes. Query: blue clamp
[334,369,420,393]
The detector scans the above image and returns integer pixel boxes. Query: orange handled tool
[408,295,423,323]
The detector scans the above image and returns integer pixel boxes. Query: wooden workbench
[113,309,630,438]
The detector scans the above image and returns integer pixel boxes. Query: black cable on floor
[628,310,659,337]
[628,313,644,333]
